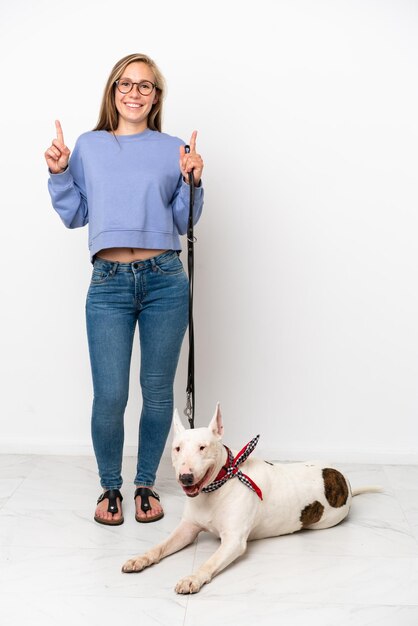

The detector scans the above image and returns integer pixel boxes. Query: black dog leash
[184,145,196,428]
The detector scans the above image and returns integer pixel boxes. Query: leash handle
[184,144,195,428]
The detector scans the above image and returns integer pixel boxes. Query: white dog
[122,404,381,594]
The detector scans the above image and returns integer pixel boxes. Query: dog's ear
[173,408,186,435]
[209,402,224,439]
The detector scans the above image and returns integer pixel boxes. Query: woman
[45,53,204,525]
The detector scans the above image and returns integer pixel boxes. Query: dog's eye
[200,446,206,451]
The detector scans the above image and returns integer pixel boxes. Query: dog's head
[172,402,224,497]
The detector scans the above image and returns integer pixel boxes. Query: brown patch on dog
[323,468,349,508]
[300,501,325,528]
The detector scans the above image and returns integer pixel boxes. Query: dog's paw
[121,555,150,573]
[175,575,204,594]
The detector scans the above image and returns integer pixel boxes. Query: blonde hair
[94,53,166,133]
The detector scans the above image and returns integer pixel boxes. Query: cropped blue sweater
[47,128,204,260]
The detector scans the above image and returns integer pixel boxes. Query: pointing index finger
[55,120,64,145]
[189,130,197,152]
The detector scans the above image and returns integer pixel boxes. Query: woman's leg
[86,262,137,521]
[135,254,189,519]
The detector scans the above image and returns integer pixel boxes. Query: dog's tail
[351,486,383,496]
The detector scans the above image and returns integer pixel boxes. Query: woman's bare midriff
[96,248,168,263]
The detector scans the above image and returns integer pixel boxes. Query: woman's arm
[170,175,204,235]
[46,122,89,228]
[172,130,204,233]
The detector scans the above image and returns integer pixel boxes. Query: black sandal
[134,487,164,523]
[94,489,124,526]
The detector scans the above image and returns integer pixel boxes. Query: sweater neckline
[103,128,155,142]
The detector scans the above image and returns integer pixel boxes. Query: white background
[1,0,417,464]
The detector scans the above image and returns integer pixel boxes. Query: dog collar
[202,435,263,500]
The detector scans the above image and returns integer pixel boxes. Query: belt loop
[111,261,119,276]
[150,257,157,272]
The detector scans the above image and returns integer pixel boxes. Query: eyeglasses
[115,79,156,96]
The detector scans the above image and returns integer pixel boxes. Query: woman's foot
[134,486,164,522]
[94,489,124,525]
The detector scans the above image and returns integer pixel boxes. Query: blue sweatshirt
[47,128,204,260]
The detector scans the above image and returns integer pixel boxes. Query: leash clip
[184,392,193,427]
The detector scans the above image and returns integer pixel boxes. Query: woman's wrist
[49,166,68,175]
[183,176,201,187]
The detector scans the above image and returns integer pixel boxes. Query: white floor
[1,454,418,626]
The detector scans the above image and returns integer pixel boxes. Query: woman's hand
[179,130,204,186]
[44,120,71,174]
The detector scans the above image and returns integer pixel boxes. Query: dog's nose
[179,473,194,486]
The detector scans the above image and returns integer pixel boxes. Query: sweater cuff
[48,167,73,187]
[180,179,203,195]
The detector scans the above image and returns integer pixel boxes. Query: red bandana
[202,435,263,500]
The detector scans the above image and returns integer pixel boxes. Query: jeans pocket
[90,268,110,284]
[155,254,184,276]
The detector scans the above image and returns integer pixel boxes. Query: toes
[136,497,163,520]
[122,561,132,572]
[95,498,122,522]
[122,556,148,573]
[122,559,136,572]
[96,508,106,520]
[175,575,202,594]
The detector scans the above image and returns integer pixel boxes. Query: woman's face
[114,61,158,134]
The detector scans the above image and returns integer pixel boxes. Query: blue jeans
[85,250,189,490]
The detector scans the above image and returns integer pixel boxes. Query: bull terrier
[122,403,381,594]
